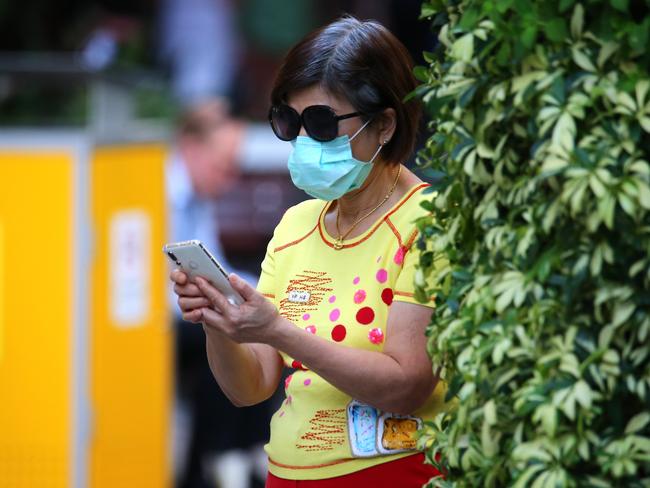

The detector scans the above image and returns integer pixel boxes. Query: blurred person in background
[158,0,240,107]
[171,16,449,487]
[159,1,271,486]
[167,100,270,488]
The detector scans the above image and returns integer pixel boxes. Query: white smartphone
[163,239,244,306]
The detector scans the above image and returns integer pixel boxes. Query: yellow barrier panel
[0,151,74,488]
[0,218,4,364]
[89,143,171,488]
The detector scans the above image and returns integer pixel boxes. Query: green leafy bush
[414,0,650,486]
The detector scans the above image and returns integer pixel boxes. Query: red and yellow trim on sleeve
[393,290,437,305]
[384,216,403,248]
[274,222,320,253]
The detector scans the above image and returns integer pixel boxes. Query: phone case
[163,240,244,306]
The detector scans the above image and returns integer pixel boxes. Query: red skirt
[265,453,442,488]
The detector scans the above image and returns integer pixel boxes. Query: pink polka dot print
[376,269,388,283]
[305,325,317,334]
[302,313,310,321]
[284,374,293,390]
[353,276,360,285]
[394,246,406,265]
[368,328,384,345]
[329,308,341,321]
[303,379,312,386]
[279,411,285,417]
[353,289,367,304]
[329,295,336,303]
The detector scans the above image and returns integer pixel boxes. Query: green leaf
[597,42,619,68]
[496,41,512,66]
[459,7,480,31]
[613,301,635,327]
[636,181,650,209]
[559,0,576,12]
[640,117,650,133]
[628,19,650,52]
[420,3,439,18]
[625,412,650,433]
[574,380,593,409]
[570,4,584,39]
[599,324,617,348]
[451,33,474,62]
[413,66,430,83]
[544,18,568,42]
[598,194,616,229]
[495,285,516,312]
[481,421,499,457]
[572,47,597,72]
[635,79,649,107]
[522,24,539,49]
[484,399,497,425]
[618,192,636,217]
[589,173,606,197]
[610,0,628,11]
[459,84,478,108]
[629,259,647,278]
[463,149,478,176]
[578,439,590,460]
[533,404,558,437]
[512,442,552,462]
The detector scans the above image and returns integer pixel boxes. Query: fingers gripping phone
[163,240,244,306]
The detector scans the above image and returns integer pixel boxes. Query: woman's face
[286,85,383,163]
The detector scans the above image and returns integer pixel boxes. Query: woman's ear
[376,108,397,146]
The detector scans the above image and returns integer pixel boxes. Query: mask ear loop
[348,118,372,142]
[346,116,384,163]
[366,142,384,164]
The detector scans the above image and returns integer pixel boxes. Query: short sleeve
[394,229,444,308]
[257,233,277,305]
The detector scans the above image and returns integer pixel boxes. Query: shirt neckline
[317,182,430,250]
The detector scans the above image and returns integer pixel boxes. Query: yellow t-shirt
[257,183,449,480]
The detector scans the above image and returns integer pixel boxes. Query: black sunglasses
[268,104,363,142]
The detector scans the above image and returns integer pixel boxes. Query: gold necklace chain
[334,165,402,250]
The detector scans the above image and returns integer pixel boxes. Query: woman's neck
[336,163,400,221]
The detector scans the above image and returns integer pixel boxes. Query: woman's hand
[171,269,212,323]
[194,274,282,344]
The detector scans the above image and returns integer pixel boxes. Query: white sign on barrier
[109,210,151,327]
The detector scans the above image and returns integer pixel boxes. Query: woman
[171,16,449,487]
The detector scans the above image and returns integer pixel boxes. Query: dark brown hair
[271,16,422,164]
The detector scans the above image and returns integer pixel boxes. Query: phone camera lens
[167,251,181,266]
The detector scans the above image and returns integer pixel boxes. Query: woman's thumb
[229,273,257,301]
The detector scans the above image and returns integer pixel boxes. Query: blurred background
[0,1,434,487]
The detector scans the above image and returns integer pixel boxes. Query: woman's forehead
[287,85,353,113]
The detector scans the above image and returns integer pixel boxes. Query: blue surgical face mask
[287,120,383,201]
